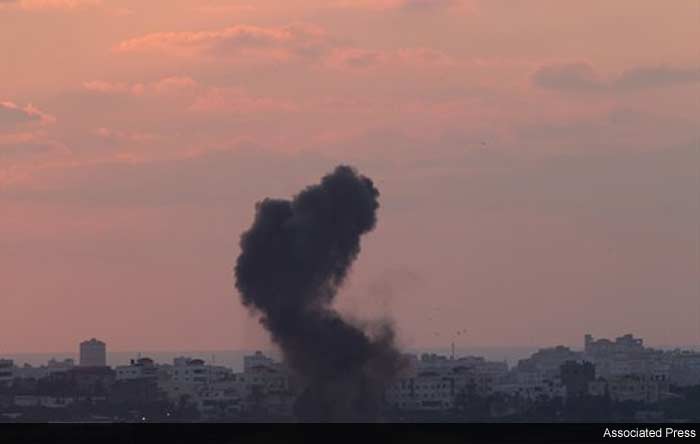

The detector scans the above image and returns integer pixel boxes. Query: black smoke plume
[235,165,404,422]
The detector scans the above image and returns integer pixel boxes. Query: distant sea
[4,345,697,371]
[0,347,547,371]
[3,351,259,372]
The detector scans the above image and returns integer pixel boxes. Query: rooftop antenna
[451,342,455,360]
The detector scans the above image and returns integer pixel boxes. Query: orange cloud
[0,101,55,128]
[189,88,298,114]
[191,3,256,15]
[325,47,453,71]
[83,76,296,115]
[92,128,161,143]
[325,48,388,70]
[0,102,61,171]
[397,47,453,66]
[0,0,100,11]
[114,23,331,62]
[331,0,470,13]
[0,130,69,173]
[150,76,198,95]
[83,80,138,95]
[113,22,455,74]
[83,76,197,96]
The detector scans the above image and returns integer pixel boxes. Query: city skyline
[1,331,698,422]
[2,332,698,368]
[2,0,699,353]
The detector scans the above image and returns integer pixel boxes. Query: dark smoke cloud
[235,165,405,422]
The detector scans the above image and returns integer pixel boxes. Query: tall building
[79,338,107,367]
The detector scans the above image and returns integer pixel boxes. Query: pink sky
[1,0,698,353]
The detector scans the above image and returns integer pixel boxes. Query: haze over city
[1,0,699,355]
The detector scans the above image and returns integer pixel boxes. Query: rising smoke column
[235,165,404,422]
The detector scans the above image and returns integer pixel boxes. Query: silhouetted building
[69,366,115,395]
[560,360,595,398]
[48,358,75,374]
[116,357,158,381]
[11,358,75,380]
[668,350,700,386]
[0,359,14,385]
[588,373,666,404]
[584,333,644,356]
[244,351,277,372]
[79,338,107,367]
[517,346,582,378]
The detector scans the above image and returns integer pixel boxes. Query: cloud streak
[83,76,198,96]
[533,62,700,93]
[331,0,468,13]
[0,101,54,129]
[83,76,296,115]
[0,0,99,11]
[115,23,332,62]
[115,23,453,73]
[325,47,453,71]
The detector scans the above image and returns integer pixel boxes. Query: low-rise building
[492,378,566,403]
[386,373,456,411]
[47,358,76,375]
[156,357,234,407]
[560,360,596,398]
[517,346,582,379]
[14,364,49,380]
[196,383,245,420]
[115,357,159,381]
[13,394,79,409]
[162,357,232,385]
[667,350,700,387]
[13,359,76,380]
[494,367,566,403]
[386,353,509,412]
[244,351,279,372]
[584,333,645,357]
[0,359,15,385]
[588,373,666,404]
